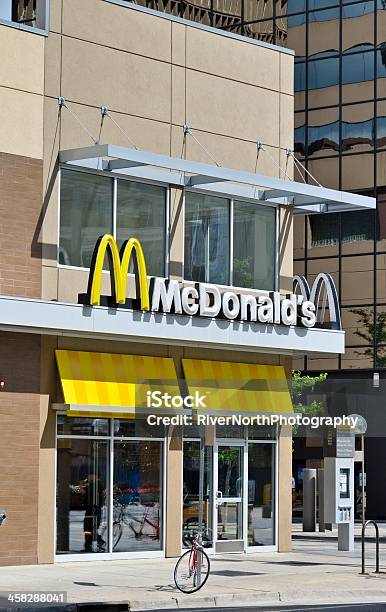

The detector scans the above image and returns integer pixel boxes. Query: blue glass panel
[294,125,306,156]
[343,2,375,18]
[287,0,306,13]
[295,62,306,91]
[308,7,339,22]
[342,52,375,84]
[309,0,339,9]
[308,57,339,89]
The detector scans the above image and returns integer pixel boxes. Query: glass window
[113,419,164,439]
[308,0,339,9]
[310,213,339,247]
[376,101,386,148]
[294,124,306,156]
[56,439,109,554]
[113,441,163,552]
[233,201,276,290]
[342,255,374,305]
[308,57,340,90]
[308,120,340,156]
[182,441,213,547]
[308,7,339,23]
[342,103,375,153]
[184,192,230,285]
[247,443,275,546]
[59,170,113,268]
[295,62,306,91]
[57,416,110,437]
[342,7,374,54]
[116,181,166,278]
[342,51,375,85]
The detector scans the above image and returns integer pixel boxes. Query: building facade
[0,0,367,566]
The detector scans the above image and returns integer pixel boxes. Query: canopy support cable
[100,106,139,150]
[58,97,98,145]
[183,125,222,167]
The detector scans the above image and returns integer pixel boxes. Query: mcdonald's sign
[78,234,150,310]
[293,273,341,330]
[79,235,341,331]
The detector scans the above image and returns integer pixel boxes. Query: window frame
[58,165,169,278]
[0,0,49,35]
[182,188,279,292]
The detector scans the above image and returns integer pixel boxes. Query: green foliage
[233,257,253,288]
[350,307,386,367]
[291,371,328,416]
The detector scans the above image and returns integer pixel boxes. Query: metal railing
[361,520,380,575]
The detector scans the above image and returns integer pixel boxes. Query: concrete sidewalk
[1,529,386,610]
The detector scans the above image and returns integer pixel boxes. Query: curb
[128,587,386,610]
[0,603,129,612]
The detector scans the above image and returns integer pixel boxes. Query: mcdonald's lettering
[80,235,341,330]
[78,234,150,310]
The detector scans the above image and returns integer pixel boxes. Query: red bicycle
[174,532,210,593]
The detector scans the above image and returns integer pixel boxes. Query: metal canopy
[59,144,376,215]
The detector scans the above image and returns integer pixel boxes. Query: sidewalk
[1,527,386,610]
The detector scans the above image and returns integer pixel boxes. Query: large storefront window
[184,192,276,290]
[247,443,275,546]
[56,439,109,554]
[182,426,276,552]
[59,170,166,276]
[182,440,213,547]
[56,416,164,557]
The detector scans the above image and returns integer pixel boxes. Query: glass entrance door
[214,443,245,553]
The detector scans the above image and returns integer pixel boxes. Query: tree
[291,371,328,417]
[350,307,386,367]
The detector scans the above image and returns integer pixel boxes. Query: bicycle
[174,532,210,593]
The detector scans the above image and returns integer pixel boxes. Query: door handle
[216,490,223,506]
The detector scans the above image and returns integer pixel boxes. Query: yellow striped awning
[181,359,293,414]
[55,350,181,418]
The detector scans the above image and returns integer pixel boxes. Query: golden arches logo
[85,234,150,310]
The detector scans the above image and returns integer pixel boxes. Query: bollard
[361,520,379,575]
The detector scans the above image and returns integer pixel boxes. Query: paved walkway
[1,526,386,609]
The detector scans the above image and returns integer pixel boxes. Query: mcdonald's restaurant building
[0,0,374,566]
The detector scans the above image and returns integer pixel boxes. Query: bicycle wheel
[112,521,123,549]
[174,548,210,593]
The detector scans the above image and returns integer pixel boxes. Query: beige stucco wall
[0,26,44,159]
[41,0,294,302]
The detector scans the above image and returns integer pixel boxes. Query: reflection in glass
[59,170,113,268]
[57,416,110,437]
[342,51,375,85]
[183,441,213,546]
[56,439,109,554]
[248,443,275,546]
[308,56,339,90]
[294,124,306,156]
[216,444,243,543]
[116,181,166,277]
[233,201,276,290]
[217,445,243,498]
[217,502,243,540]
[342,118,374,151]
[310,214,339,247]
[113,441,162,552]
[307,121,339,155]
[184,192,230,285]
